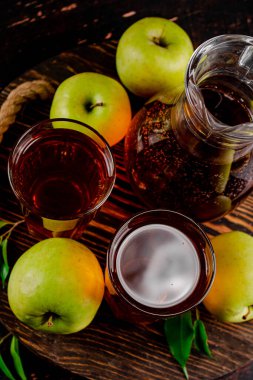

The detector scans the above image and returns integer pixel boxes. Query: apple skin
[8,238,104,334]
[203,231,253,323]
[116,17,194,98]
[50,72,132,146]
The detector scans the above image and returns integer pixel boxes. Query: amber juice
[8,120,115,238]
[105,210,215,324]
[125,75,253,222]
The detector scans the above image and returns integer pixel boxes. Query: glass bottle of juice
[125,35,253,222]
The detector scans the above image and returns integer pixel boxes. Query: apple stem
[47,315,54,328]
[152,36,168,48]
[242,307,252,320]
[88,102,104,110]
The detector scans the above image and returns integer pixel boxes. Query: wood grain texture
[0,39,253,380]
[1,0,252,88]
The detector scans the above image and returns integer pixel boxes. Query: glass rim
[186,33,253,84]
[8,118,116,219]
[107,209,216,317]
[185,34,253,146]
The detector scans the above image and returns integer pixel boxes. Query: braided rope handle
[0,80,56,142]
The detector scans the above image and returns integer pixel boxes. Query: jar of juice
[125,35,253,222]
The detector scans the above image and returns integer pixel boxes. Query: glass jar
[125,35,253,222]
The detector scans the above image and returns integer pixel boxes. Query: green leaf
[0,354,16,380]
[10,336,27,380]
[164,311,195,379]
[0,221,9,230]
[193,319,212,357]
[1,238,10,289]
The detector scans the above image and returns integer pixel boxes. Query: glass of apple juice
[105,209,215,324]
[8,118,115,239]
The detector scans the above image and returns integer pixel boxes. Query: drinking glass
[8,118,116,239]
[105,209,215,324]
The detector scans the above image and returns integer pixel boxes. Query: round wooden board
[0,40,253,380]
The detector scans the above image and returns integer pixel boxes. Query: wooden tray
[0,41,253,380]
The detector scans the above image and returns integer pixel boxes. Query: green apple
[116,17,194,97]
[203,231,253,323]
[8,238,104,334]
[50,72,132,146]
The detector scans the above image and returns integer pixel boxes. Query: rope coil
[0,80,55,142]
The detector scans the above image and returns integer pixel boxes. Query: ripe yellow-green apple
[203,231,253,323]
[8,238,104,334]
[116,17,194,98]
[50,72,132,146]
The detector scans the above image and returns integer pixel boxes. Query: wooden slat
[0,40,252,380]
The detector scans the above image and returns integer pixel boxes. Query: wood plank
[0,40,252,380]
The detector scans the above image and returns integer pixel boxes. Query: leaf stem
[0,220,24,240]
[0,218,24,289]
[0,332,12,346]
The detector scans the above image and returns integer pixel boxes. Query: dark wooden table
[0,1,253,379]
